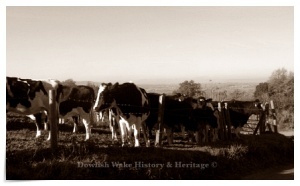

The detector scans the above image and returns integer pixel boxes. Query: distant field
[138,82,258,100]
[138,84,179,94]
[77,81,258,99]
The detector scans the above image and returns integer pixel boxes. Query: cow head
[93,83,114,112]
[197,96,207,109]
[253,99,263,114]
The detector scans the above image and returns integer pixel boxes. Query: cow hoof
[35,135,41,139]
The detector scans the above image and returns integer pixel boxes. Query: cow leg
[126,122,134,146]
[181,125,187,140]
[72,116,79,133]
[212,128,219,142]
[46,131,51,141]
[206,125,210,142]
[73,123,78,133]
[148,127,153,139]
[30,113,43,138]
[166,127,173,145]
[201,129,205,143]
[44,115,51,141]
[59,118,64,124]
[44,123,48,131]
[119,119,128,147]
[133,124,140,147]
[140,121,150,147]
[120,121,126,147]
[99,111,103,122]
[235,127,242,139]
[108,110,116,143]
[110,117,118,144]
[186,131,194,143]
[82,118,91,141]
[202,125,209,143]
[195,131,200,144]
[41,111,48,131]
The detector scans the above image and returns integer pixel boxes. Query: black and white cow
[93,82,150,147]
[6,77,60,139]
[7,77,96,140]
[58,85,97,140]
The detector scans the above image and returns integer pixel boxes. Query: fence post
[254,110,266,135]
[270,100,278,133]
[224,102,232,140]
[218,102,225,140]
[155,94,165,147]
[49,89,58,152]
[259,103,266,134]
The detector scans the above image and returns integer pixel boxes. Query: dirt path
[279,130,294,137]
[242,163,294,180]
[243,130,294,180]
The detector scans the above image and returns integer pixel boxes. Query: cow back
[107,83,149,117]
[59,85,95,116]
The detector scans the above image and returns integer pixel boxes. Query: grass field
[6,114,294,180]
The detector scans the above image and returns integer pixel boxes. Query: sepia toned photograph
[5,5,294,180]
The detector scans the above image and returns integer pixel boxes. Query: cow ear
[110,82,118,90]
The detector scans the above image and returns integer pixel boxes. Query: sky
[6,6,294,84]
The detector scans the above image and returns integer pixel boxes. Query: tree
[173,80,202,98]
[61,79,76,87]
[254,68,294,129]
[254,68,294,108]
[229,89,246,100]
[267,68,294,110]
[254,82,269,102]
[87,81,99,95]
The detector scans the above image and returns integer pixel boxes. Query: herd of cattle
[6,76,263,147]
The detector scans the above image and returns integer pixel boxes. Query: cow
[144,93,194,145]
[225,100,262,138]
[6,77,60,139]
[6,77,96,140]
[167,95,220,144]
[93,82,150,147]
[143,93,160,139]
[57,85,97,141]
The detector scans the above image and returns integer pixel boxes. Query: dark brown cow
[225,100,262,138]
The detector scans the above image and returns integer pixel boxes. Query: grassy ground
[6,115,294,180]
